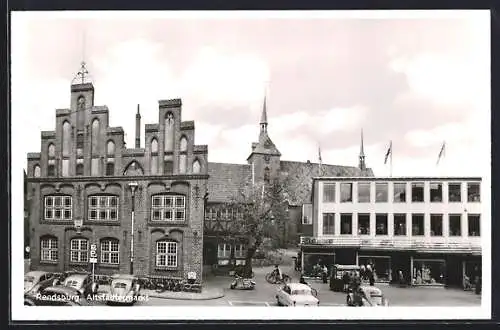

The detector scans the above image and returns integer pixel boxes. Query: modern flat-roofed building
[300,177,482,287]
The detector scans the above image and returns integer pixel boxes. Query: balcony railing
[299,236,481,254]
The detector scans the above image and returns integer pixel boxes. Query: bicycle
[265,272,291,284]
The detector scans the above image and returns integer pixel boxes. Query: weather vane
[73,61,89,84]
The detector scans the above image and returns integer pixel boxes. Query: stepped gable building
[203,95,374,270]
[26,63,209,281]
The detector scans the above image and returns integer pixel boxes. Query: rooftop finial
[75,61,89,84]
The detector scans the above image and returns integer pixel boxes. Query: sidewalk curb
[143,289,225,301]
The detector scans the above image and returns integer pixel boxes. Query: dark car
[60,272,98,297]
[24,271,58,294]
[24,285,90,306]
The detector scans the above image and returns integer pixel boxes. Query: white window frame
[88,195,119,221]
[217,243,231,258]
[156,241,178,267]
[40,237,58,261]
[151,194,186,222]
[100,240,120,265]
[44,195,73,221]
[234,244,246,258]
[70,238,89,263]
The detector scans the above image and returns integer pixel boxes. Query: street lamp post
[128,182,138,275]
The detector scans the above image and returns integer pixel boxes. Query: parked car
[24,285,90,306]
[346,285,389,307]
[24,271,58,294]
[329,264,362,292]
[107,274,141,305]
[275,283,320,306]
[61,272,98,297]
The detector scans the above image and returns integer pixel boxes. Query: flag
[384,141,392,165]
[436,142,446,165]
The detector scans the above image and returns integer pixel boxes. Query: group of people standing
[342,264,376,292]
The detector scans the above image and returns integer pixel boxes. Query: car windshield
[65,280,79,288]
[24,276,35,283]
[292,289,311,296]
[113,282,128,289]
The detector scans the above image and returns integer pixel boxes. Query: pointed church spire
[359,129,366,171]
[260,93,268,133]
[135,104,141,148]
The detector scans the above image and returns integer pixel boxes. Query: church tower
[358,129,367,173]
[247,94,281,184]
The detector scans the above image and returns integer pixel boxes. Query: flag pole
[390,141,393,177]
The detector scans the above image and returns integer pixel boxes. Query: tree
[224,175,297,278]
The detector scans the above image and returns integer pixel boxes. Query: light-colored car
[62,273,98,297]
[24,285,91,306]
[347,285,389,307]
[24,271,57,294]
[107,274,141,305]
[276,283,320,306]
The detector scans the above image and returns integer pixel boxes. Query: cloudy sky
[12,11,490,177]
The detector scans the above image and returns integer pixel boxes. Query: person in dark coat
[342,271,350,292]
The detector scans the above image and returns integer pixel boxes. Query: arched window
[151,194,185,222]
[179,136,188,174]
[44,195,72,220]
[47,144,56,177]
[70,238,89,263]
[164,112,174,152]
[34,165,41,177]
[76,163,84,176]
[151,138,158,174]
[48,144,55,158]
[156,240,178,267]
[100,238,120,265]
[91,119,100,176]
[192,159,201,174]
[40,235,58,261]
[62,121,71,156]
[107,140,115,156]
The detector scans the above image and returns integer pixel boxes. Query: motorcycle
[230,275,256,290]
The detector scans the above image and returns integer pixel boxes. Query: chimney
[135,104,141,148]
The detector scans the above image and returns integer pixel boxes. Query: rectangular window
[411,183,425,202]
[375,183,388,203]
[467,183,480,202]
[234,244,246,258]
[468,214,480,236]
[62,159,70,177]
[217,243,231,258]
[164,160,173,175]
[394,214,407,236]
[47,164,55,177]
[323,183,336,203]
[357,183,371,203]
[76,164,84,176]
[88,196,119,221]
[70,238,89,263]
[105,162,114,176]
[340,183,353,203]
[40,237,58,261]
[100,240,119,265]
[449,214,462,236]
[340,214,352,235]
[322,213,335,235]
[393,183,407,203]
[430,214,443,236]
[375,214,388,235]
[76,134,84,157]
[151,195,186,222]
[151,156,158,175]
[357,214,370,235]
[412,214,425,236]
[156,241,177,267]
[91,158,99,176]
[44,196,72,220]
[448,183,462,202]
[430,183,443,202]
[302,204,312,225]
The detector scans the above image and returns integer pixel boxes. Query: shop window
[358,256,391,282]
[357,183,370,203]
[430,214,443,236]
[448,183,462,202]
[411,183,425,202]
[412,214,424,236]
[340,183,353,203]
[302,253,335,278]
[375,183,388,203]
[357,214,370,235]
[323,183,336,203]
[393,214,407,236]
[375,214,388,235]
[393,183,406,203]
[412,260,446,285]
[430,183,443,202]
[449,214,462,236]
[468,214,480,236]
[467,183,480,202]
[322,213,335,235]
[340,214,352,235]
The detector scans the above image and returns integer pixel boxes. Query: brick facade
[26,77,208,282]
